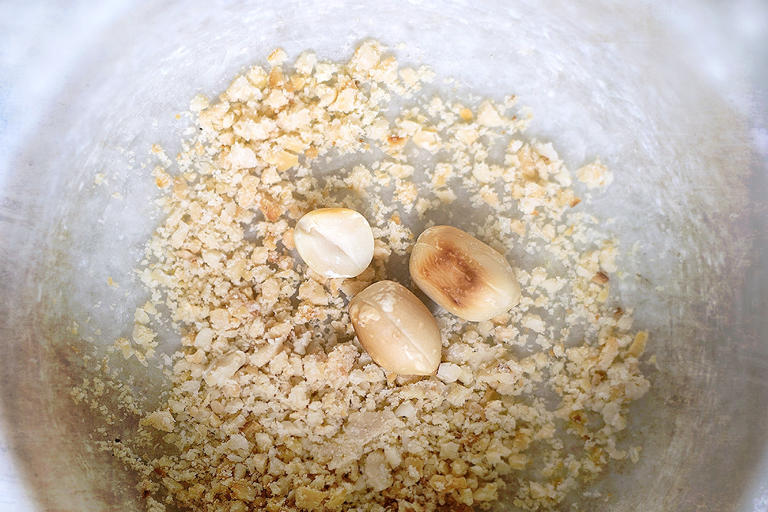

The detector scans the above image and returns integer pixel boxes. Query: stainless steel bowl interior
[1,1,767,510]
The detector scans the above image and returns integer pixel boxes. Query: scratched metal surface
[1,1,767,511]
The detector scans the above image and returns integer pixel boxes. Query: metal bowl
[1,1,766,510]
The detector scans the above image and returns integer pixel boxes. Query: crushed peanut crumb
[72,41,650,512]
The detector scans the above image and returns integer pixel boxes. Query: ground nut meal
[71,41,651,511]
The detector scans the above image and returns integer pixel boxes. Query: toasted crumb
[628,331,649,358]
[295,486,325,509]
[577,159,613,189]
[267,47,288,66]
[140,410,175,432]
[592,271,610,284]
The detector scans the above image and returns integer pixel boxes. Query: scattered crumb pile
[72,41,650,512]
